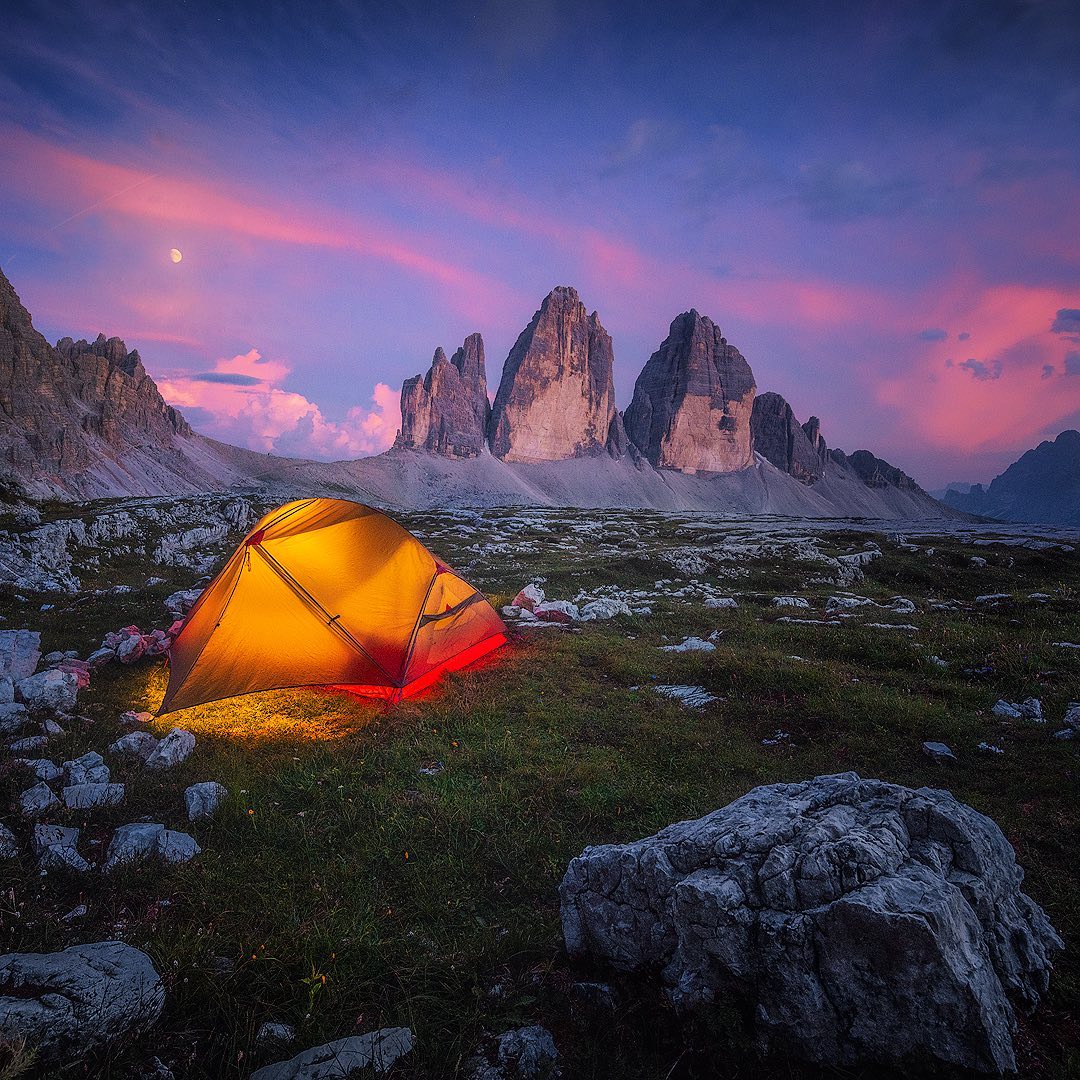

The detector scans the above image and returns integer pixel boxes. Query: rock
[921,740,956,764]
[750,392,825,484]
[1063,702,1080,732]
[624,310,756,473]
[63,750,109,785]
[978,742,1005,755]
[0,940,165,1064]
[116,634,147,664]
[496,1026,559,1080]
[41,716,66,737]
[255,1021,297,1051]
[772,596,811,608]
[578,597,631,621]
[18,781,59,817]
[0,629,41,682]
[119,709,155,726]
[652,685,717,707]
[533,601,578,624]
[560,773,1062,1075]
[32,823,89,872]
[1019,698,1044,722]
[144,727,196,770]
[512,584,545,611]
[489,287,619,462]
[0,676,13,704]
[164,588,202,618]
[251,1026,415,1080]
[185,781,228,820]
[659,636,715,653]
[976,593,1011,604]
[704,597,737,609]
[992,700,1022,720]
[104,822,201,870]
[87,647,114,668]
[0,701,29,734]
[62,783,125,810]
[16,668,79,713]
[9,734,48,754]
[0,823,17,859]
[109,731,159,762]
[396,335,490,458]
[569,980,616,1018]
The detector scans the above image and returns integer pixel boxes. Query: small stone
[928,655,949,669]
[1019,698,1044,723]
[87,647,115,668]
[704,596,737,609]
[653,685,717,708]
[977,742,1005,755]
[992,700,1022,720]
[144,728,195,770]
[9,735,48,754]
[40,717,65,738]
[18,781,59,817]
[1063,702,1080,732]
[62,904,88,922]
[773,596,811,608]
[0,701,29,735]
[418,762,445,778]
[921,741,957,764]
[62,783,125,810]
[184,781,228,821]
[970,556,987,567]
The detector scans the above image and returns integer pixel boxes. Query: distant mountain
[0,267,959,518]
[944,431,1080,526]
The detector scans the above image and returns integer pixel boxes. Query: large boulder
[251,1026,415,1080]
[0,629,41,682]
[15,667,79,713]
[489,287,620,462]
[623,310,756,474]
[560,773,1062,1075]
[0,941,165,1064]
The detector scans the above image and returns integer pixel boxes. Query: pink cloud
[158,348,398,459]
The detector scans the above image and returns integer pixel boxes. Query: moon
[170,248,183,264]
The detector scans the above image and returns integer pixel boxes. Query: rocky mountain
[750,392,825,484]
[944,430,1080,526]
[0,267,244,500]
[624,310,756,473]
[394,334,489,458]
[489,286,621,462]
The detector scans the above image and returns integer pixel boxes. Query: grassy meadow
[0,503,1077,1078]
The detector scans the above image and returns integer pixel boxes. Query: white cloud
[158,348,398,460]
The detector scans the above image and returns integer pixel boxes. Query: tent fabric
[158,498,507,714]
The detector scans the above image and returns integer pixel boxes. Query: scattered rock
[992,700,1022,720]
[0,823,17,859]
[578,597,631,621]
[1063,702,1080,733]
[704,597,737,609]
[417,762,445,778]
[110,731,159,762]
[921,741,956,764]
[104,822,200,870]
[18,781,59,817]
[164,589,202,618]
[978,742,1005,755]
[975,592,1010,604]
[466,1025,560,1080]
[63,783,125,810]
[652,685,717,707]
[928,655,949,669]
[32,823,89,872]
[659,636,715,653]
[560,772,1062,1074]
[63,750,109,785]
[0,941,165,1064]
[251,1026,415,1080]
[119,710,155,726]
[185,781,228,820]
[772,596,811,608]
[16,667,79,713]
[0,701,29,734]
[0,629,41,682]
[144,728,196,770]
[9,734,48,755]
[1019,698,1044,722]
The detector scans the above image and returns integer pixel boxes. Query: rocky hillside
[0,268,246,500]
[944,430,1080,526]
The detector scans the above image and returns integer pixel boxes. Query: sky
[1,0,1078,488]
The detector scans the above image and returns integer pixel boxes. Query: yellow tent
[158,498,507,714]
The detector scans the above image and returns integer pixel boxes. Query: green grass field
[1,504,1077,1078]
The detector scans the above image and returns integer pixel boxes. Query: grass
[0,503,1078,1078]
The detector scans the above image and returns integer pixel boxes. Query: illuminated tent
[158,498,507,714]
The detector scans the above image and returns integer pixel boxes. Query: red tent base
[334,633,507,703]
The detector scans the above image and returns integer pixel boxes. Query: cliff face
[750,392,825,484]
[396,334,489,458]
[0,267,240,498]
[623,310,756,473]
[488,287,619,462]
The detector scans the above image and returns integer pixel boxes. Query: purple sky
[2,0,1078,487]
